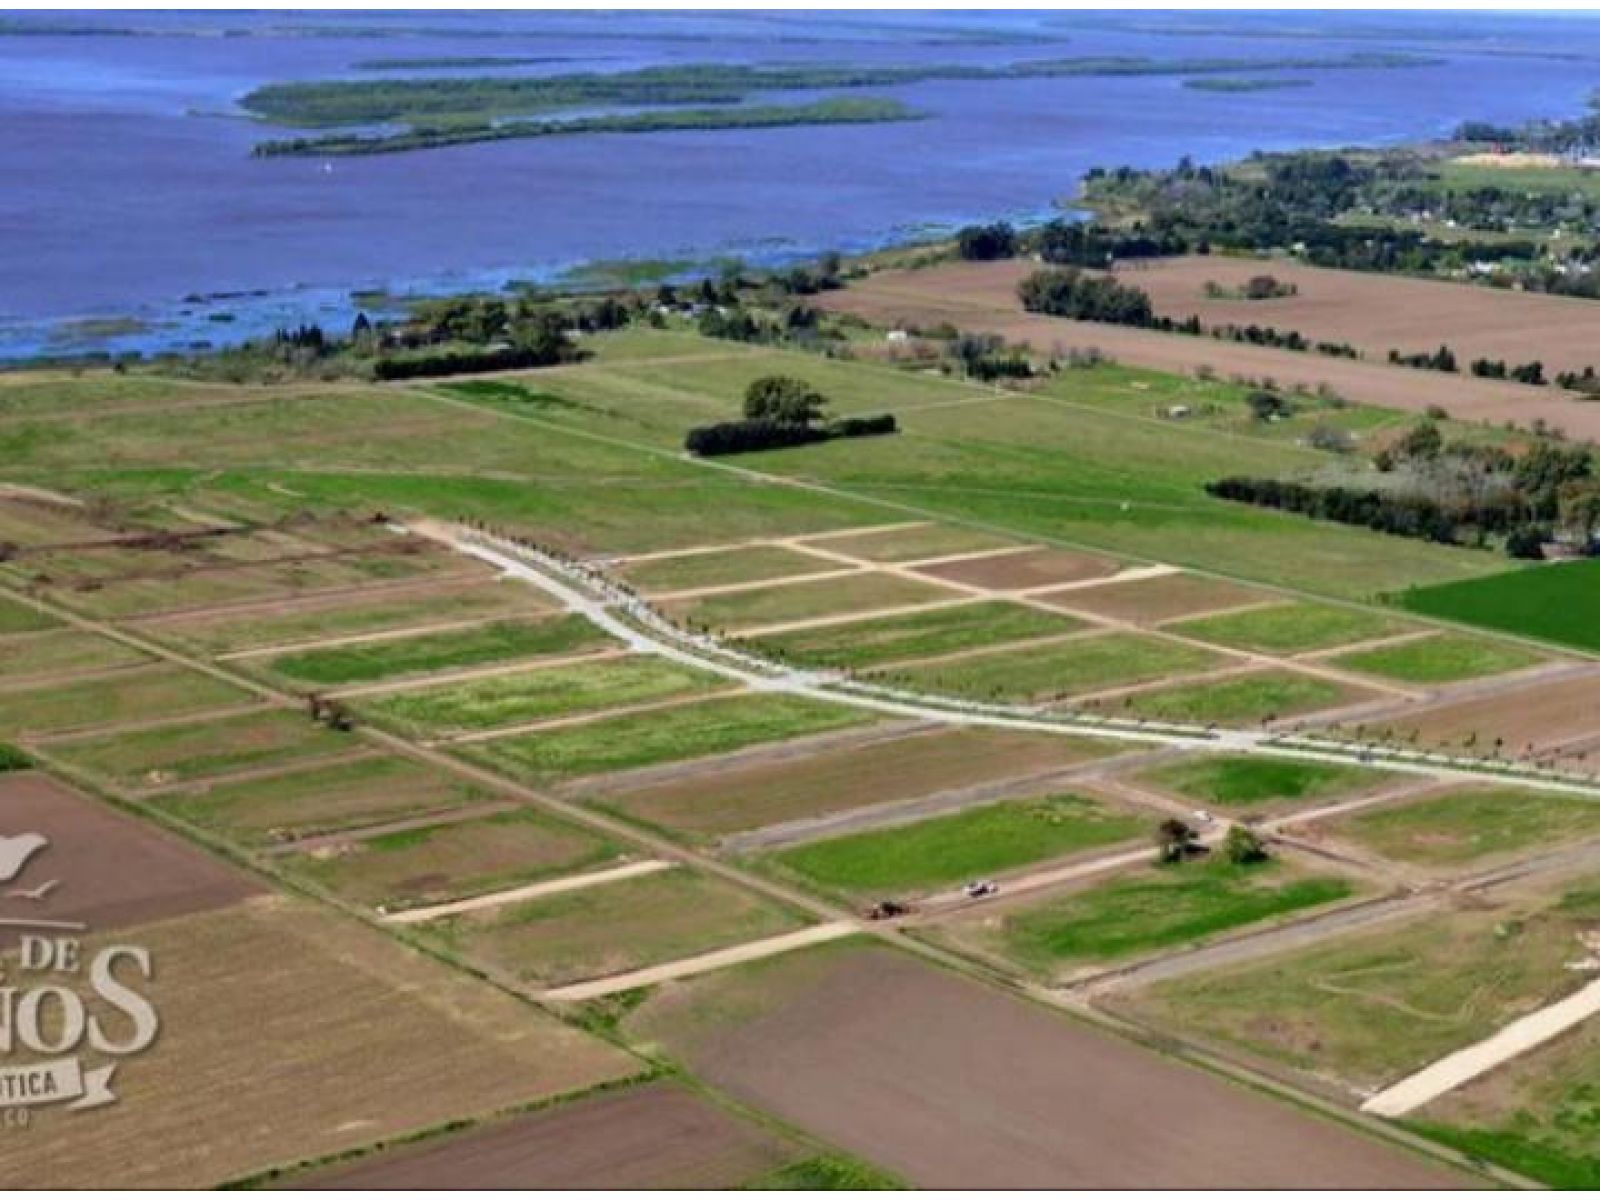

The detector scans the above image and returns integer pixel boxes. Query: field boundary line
[325,646,630,699]
[216,612,555,660]
[435,686,748,746]
[24,700,269,745]
[381,859,676,926]
[542,920,859,1002]
[645,565,868,602]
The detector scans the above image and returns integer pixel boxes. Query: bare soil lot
[599,727,1109,840]
[822,261,1600,440]
[0,896,633,1188]
[1358,671,1600,757]
[628,943,1466,1188]
[301,1081,798,1189]
[0,771,260,939]
[1036,572,1277,625]
[911,546,1121,591]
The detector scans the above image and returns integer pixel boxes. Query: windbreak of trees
[1018,268,1155,326]
[684,374,897,457]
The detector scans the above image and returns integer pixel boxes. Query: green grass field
[360,655,725,736]
[616,545,835,593]
[662,571,957,632]
[1399,561,1600,653]
[1102,669,1354,725]
[283,807,623,912]
[1323,786,1600,869]
[1330,633,1544,684]
[869,632,1220,702]
[1169,602,1405,654]
[468,692,877,785]
[0,664,254,737]
[766,793,1146,898]
[1138,754,1390,811]
[265,615,615,686]
[0,630,150,680]
[0,595,58,634]
[952,860,1354,978]
[799,523,1025,563]
[740,600,1082,670]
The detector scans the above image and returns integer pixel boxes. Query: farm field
[0,663,256,737]
[936,859,1358,981]
[262,614,615,686]
[869,632,1222,703]
[625,942,1464,1187]
[0,593,60,634]
[358,654,726,737]
[1167,602,1407,655]
[739,599,1083,670]
[909,545,1121,590]
[0,628,150,680]
[1091,668,1366,725]
[614,544,837,593]
[143,753,506,847]
[818,259,1600,442]
[282,806,624,913]
[764,791,1147,899]
[1136,753,1395,813]
[1329,633,1546,684]
[598,726,1112,840]
[467,692,878,786]
[797,521,1026,563]
[1115,877,1600,1095]
[1399,561,1600,653]
[659,570,959,632]
[419,866,807,987]
[1357,671,1600,759]
[1035,571,1276,625]
[1307,785,1600,870]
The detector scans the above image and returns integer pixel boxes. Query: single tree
[743,375,827,425]
[1155,818,1198,864]
[1223,825,1269,866]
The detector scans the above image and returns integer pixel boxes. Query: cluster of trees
[684,375,896,457]
[1388,344,1458,373]
[1203,274,1298,300]
[956,222,1019,261]
[1018,268,1155,326]
[1471,357,1547,385]
[950,332,1033,381]
[1206,476,1463,544]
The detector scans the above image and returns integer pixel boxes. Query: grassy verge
[1137,754,1390,810]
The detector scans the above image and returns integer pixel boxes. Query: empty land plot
[1098,668,1367,726]
[420,867,806,988]
[1168,602,1407,655]
[144,754,505,847]
[601,727,1110,841]
[937,860,1357,982]
[145,578,549,654]
[1413,1005,1600,1189]
[0,594,57,634]
[0,663,256,738]
[0,771,261,937]
[911,546,1121,591]
[1400,561,1600,653]
[468,693,877,787]
[1116,878,1600,1096]
[798,523,1026,563]
[1366,672,1600,756]
[1137,754,1395,813]
[626,942,1465,1188]
[1035,572,1276,625]
[0,496,114,547]
[282,807,623,913]
[0,896,633,1189]
[660,572,959,632]
[765,791,1147,900]
[263,615,615,687]
[0,629,150,680]
[615,544,838,593]
[1309,785,1600,870]
[359,655,725,737]
[870,633,1221,703]
[299,1081,807,1190]
[738,600,1083,670]
[1328,633,1544,685]
[48,708,358,790]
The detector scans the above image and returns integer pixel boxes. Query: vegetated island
[241,52,1437,128]
[251,97,923,158]
[1182,77,1315,93]
[355,55,573,71]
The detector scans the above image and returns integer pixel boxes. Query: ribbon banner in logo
[0,1058,117,1112]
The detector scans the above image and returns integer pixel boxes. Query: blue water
[3,9,1600,358]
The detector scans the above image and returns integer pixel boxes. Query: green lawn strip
[466,693,876,785]
[419,867,807,987]
[265,615,614,686]
[0,629,151,680]
[47,709,359,789]
[1169,601,1407,654]
[359,655,725,736]
[739,600,1081,670]
[1407,1123,1600,1191]
[1330,633,1544,684]
[281,807,623,912]
[991,860,1355,975]
[0,664,254,737]
[1105,669,1350,725]
[618,545,836,593]
[1138,754,1392,811]
[869,632,1219,702]
[665,572,957,633]
[1326,786,1600,868]
[1398,560,1600,654]
[0,595,59,634]
[141,754,503,847]
[766,793,1146,898]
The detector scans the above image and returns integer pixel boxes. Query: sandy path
[542,920,859,1001]
[382,859,675,926]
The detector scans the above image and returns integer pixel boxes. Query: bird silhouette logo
[0,833,53,898]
